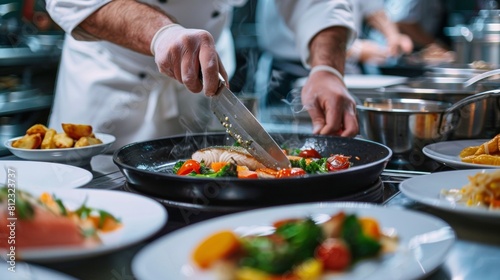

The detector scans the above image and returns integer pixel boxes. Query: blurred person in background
[382,0,455,63]
[256,0,412,109]
[345,0,413,74]
[45,0,359,151]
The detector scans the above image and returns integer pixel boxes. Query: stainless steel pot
[356,89,500,155]
[379,76,499,139]
[357,98,451,154]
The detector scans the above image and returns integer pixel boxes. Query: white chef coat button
[158,0,167,3]
[138,72,147,79]
[211,11,220,18]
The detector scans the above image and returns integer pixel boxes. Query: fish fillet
[192,146,265,171]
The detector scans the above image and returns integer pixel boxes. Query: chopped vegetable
[192,230,240,268]
[193,162,238,178]
[315,238,351,271]
[176,159,201,175]
[359,217,382,240]
[175,146,352,178]
[191,212,396,278]
[276,167,307,178]
[210,161,228,173]
[327,154,352,171]
[240,218,323,274]
[298,148,322,159]
[238,169,258,179]
[341,214,382,260]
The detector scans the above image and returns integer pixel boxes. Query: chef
[45,0,358,151]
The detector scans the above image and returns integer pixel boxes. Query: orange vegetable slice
[210,162,228,172]
[238,169,258,179]
[359,217,381,240]
[192,230,240,269]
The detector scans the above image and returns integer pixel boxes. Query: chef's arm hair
[308,26,349,75]
[77,0,175,56]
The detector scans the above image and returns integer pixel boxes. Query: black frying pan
[113,133,392,206]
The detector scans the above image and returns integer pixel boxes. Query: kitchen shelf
[0,94,53,116]
[0,46,61,66]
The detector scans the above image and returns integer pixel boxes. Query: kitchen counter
[1,153,500,279]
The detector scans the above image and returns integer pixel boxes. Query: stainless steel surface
[447,7,500,65]
[407,76,474,90]
[381,78,499,139]
[211,82,290,169]
[463,68,500,87]
[1,154,498,279]
[426,63,490,77]
[357,98,452,154]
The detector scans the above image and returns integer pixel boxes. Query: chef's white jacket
[46,0,355,151]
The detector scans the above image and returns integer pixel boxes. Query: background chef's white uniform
[46,0,355,151]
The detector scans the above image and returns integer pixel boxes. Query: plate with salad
[132,202,455,280]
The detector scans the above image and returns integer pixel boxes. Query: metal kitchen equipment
[357,89,500,155]
[211,75,290,169]
[380,75,500,139]
[425,63,491,78]
[357,98,452,155]
[113,133,392,207]
[447,2,500,65]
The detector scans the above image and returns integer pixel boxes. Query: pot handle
[439,89,500,137]
[445,89,500,114]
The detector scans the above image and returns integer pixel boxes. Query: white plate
[4,133,115,166]
[294,75,407,90]
[0,189,167,262]
[0,160,92,191]
[423,139,500,169]
[132,202,455,280]
[400,169,500,219]
[0,262,77,280]
[344,75,408,89]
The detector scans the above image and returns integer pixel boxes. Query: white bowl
[4,133,115,166]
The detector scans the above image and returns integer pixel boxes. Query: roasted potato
[461,154,500,165]
[459,146,479,158]
[12,134,42,149]
[26,124,48,139]
[41,129,57,149]
[12,123,103,150]
[74,136,103,148]
[53,133,74,149]
[62,123,93,140]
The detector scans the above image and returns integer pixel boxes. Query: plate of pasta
[400,169,500,218]
[423,139,500,169]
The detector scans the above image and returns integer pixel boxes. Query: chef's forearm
[366,11,400,43]
[308,26,349,74]
[78,0,175,55]
[397,22,435,48]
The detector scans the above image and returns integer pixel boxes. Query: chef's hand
[358,40,390,65]
[151,24,229,96]
[386,33,413,58]
[302,70,358,137]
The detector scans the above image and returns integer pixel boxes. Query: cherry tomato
[276,167,306,178]
[298,148,322,159]
[176,159,201,175]
[315,238,352,271]
[327,154,351,171]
